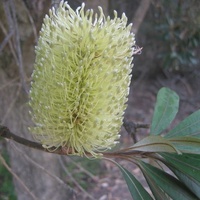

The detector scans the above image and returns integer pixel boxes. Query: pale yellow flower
[29,1,135,157]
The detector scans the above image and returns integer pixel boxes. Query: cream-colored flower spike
[29,1,135,157]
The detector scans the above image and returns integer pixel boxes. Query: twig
[0,30,14,52]
[59,157,96,200]
[3,0,28,93]
[123,119,150,142]
[21,0,38,42]
[1,84,21,125]
[65,157,98,182]
[0,18,18,63]
[10,142,76,198]
[131,0,152,34]
[10,0,28,93]
[0,125,63,154]
[0,153,39,200]
[0,125,90,155]
[0,77,19,91]
[0,125,150,158]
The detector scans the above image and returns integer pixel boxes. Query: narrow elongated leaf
[130,136,180,153]
[168,137,200,154]
[172,169,200,199]
[160,153,200,180]
[150,87,179,135]
[142,171,171,200]
[165,109,200,138]
[117,164,153,200]
[160,153,200,198]
[139,161,199,200]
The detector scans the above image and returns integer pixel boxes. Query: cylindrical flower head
[29,1,135,157]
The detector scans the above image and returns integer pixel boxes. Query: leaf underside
[150,87,179,135]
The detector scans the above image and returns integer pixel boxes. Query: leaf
[139,161,199,200]
[160,153,200,198]
[165,109,200,138]
[117,163,153,200]
[150,87,179,135]
[168,137,200,154]
[130,136,180,154]
[142,171,171,200]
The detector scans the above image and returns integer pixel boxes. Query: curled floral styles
[29,1,135,157]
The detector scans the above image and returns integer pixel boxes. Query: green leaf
[139,161,198,200]
[160,153,200,198]
[117,164,153,200]
[142,171,171,200]
[165,109,200,138]
[168,137,200,154]
[150,87,179,135]
[130,136,180,154]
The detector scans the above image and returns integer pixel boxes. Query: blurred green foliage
[65,157,103,190]
[154,0,200,71]
[0,151,17,200]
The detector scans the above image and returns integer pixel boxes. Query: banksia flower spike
[29,1,135,157]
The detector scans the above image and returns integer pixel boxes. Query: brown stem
[0,125,152,158]
[131,0,152,34]
[0,153,39,200]
[123,119,150,142]
[0,125,70,155]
